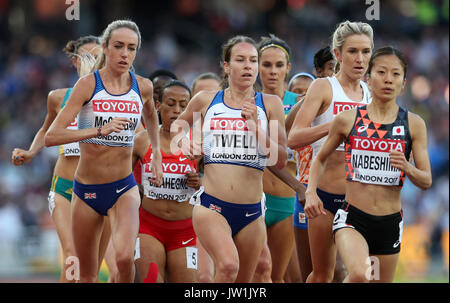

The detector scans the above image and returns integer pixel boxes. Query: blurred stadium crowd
[0,0,448,281]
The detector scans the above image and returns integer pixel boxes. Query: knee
[197,271,214,283]
[216,260,239,282]
[346,269,370,283]
[115,251,134,272]
[255,255,272,276]
[307,271,334,283]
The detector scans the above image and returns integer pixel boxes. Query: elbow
[421,177,432,190]
[274,149,288,170]
[44,132,56,147]
[287,133,298,150]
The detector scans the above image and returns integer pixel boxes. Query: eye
[262,62,271,67]
[114,45,122,49]
[276,62,284,68]
[128,47,136,51]
[377,70,385,75]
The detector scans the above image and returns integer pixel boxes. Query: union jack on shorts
[84,192,97,199]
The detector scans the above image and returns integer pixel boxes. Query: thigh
[196,238,215,282]
[267,215,295,281]
[192,205,238,266]
[71,193,105,278]
[370,253,399,283]
[135,233,166,283]
[334,228,370,277]
[234,216,267,282]
[166,246,197,283]
[107,186,140,254]
[307,211,336,273]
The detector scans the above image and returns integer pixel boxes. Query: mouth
[354,66,364,72]
[242,73,253,78]
[118,61,128,67]
[382,88,394,93]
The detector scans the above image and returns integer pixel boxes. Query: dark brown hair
[220,35,257,89]
[368,46,408,80]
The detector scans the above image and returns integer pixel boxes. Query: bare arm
[12,89,65,165]
[305,110,354,218]
[139,77,163,186]
[267,166,306,203]
[287,78,332,149]
[390,113,432,190]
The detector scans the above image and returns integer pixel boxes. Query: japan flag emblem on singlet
[393,126,404,136]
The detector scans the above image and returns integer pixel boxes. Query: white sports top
[311,76,371,156]
[78,70,143,147]
[202,90,268,171]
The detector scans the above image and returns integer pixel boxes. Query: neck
[226,85,254,102]
[263,85,284,99]
[160,124,171,138]
[336,70,361,91]
[367,98,398,120]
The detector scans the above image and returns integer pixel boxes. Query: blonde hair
[93,19,142,71]
[331,20,374,60]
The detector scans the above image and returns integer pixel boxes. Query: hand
[241,96,258,131]
[186,168,201,189]
[150,150,163,186]
[390,150,410,174]
[304,190,326,219]
[100,117,135,136]
[179,137,203,161]
[11,148,32,166]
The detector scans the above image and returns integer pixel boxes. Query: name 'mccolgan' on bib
[78,70,143,147]
[202,90,269,171]
[345,105,412,186]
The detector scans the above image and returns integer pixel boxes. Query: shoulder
[407,111,427,134]
[261,93,283,107]
[135,74,153,97]
[192,90,219,109]
[304,78,332,103]
[135,74,153,91]
[47,88,68,107]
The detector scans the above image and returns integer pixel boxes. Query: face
[367,54,406,102]
[317,59,336,78]
[157,85,190,128]
[259,47,290,91]
[104,27,139,72]
[224,42,258,87]
[289,76,313,97]
[73,42,101,75]
[334,34,372,80]
[153,76,174,102]
[192,78,221,95]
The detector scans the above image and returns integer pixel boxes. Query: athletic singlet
[78,70,143,147]
[311,76,371,156]
[141,144,198,202]
[345,105,412,187]
[59,88,80,156]
[296,145,313,184]
[283,90,297,164]
[203,90,268,171]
